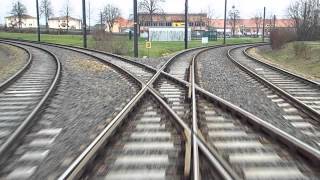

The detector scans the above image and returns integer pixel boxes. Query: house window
[29,24,32,26]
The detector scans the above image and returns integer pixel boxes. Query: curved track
[192,48,319,179]
[229,45,320,119]
[1,39,319,179]
[0,42,61,165]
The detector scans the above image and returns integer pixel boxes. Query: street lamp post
[134,0,138,57]
[82,0,87,48]
[262,7,266,42]
[36,0,40,42]
[185,0,188,49]
[223,0,227,45]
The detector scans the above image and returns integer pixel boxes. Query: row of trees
[288,0,320,40]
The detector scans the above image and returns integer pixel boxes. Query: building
[211,19,294,36]
[107,13,294,37]
[105,17,133,33]
[138,13,208,32]
[5,14,37,28]
[48,16,82,30]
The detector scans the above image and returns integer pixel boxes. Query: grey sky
[0,0,297,24]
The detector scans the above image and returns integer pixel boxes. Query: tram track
[0,41,61,166]
[229,45,320,120]
[227,45,320,150]
[1,39,319,179]
[30,40,320,179]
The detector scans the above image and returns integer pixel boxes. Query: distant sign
[146,41,152,49]
[202,37,208,44]
[172,22,185,27]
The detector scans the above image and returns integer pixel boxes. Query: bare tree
[288,0,320,40]
[138,0,165,26]
[10,0,27,29]
[40,0,53,30]
[228,5,240,36]
[61,0,71,32]
[102,4,121,33]
[206,6,215,29]
[252,12,262,37]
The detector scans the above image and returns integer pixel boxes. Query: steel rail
[191,48,241,180]
[1,39,282,179]
[30,40,320,176]
[160,45,320,166]
[243,44,320,86]
[160,49,320,167]
[190,61,200,180]
[227,46,320,121]
[0,41,62,164]
[0,42,32,92]
[0,38,264,76]
[56,42,209,180]
[0,40,199,179]
[55,42,246,180]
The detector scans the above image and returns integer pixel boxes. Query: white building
[48,16,82,30]
[149,27,191,41]
[5,14,37,28]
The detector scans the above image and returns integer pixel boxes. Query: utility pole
[36,0,40,42]
[134,0,138,57]
[223,0,227,45]
[82,0,87,48]
[100,11,103,31]
[262,7,266,42]
[184,0,188,49]
[233,6,236,37]
[273,15,276,29]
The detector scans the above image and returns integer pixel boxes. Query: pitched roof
[211,19,295,28]
[48,16,81,21]
[5,14,36,19]
[115,17,133,27]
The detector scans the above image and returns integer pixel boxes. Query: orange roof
[211,19,294,28]
[115,17,133,27]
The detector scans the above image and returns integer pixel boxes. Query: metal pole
[100,11,103,30]
[262,7,266,42]
[82,0,87,48]
[223,0,227,45]
[185,0,188,49]
[134,0,138,57]
[36,0,40,42]
[273,15,276,29]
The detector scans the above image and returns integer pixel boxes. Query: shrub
[92,30,129,55]
[270,29,297,50]
[293,42,311,59]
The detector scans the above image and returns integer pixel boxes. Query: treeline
[288,0,320,40]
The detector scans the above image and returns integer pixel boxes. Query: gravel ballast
[196,45,318,148]
[129,55,171,69]
[0,43,139,179]
[0,43,28,83]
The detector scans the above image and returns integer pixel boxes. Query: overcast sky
[0,0,297,24]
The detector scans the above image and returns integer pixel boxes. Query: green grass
[134,37,260,57]
[0,31,261,57]
[0,31,96,47]
[250,41,320,79]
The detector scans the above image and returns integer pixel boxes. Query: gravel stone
[197,46,318,148]
[0,44,139,179]
[0,43,28,83]
[128,55,171,69]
